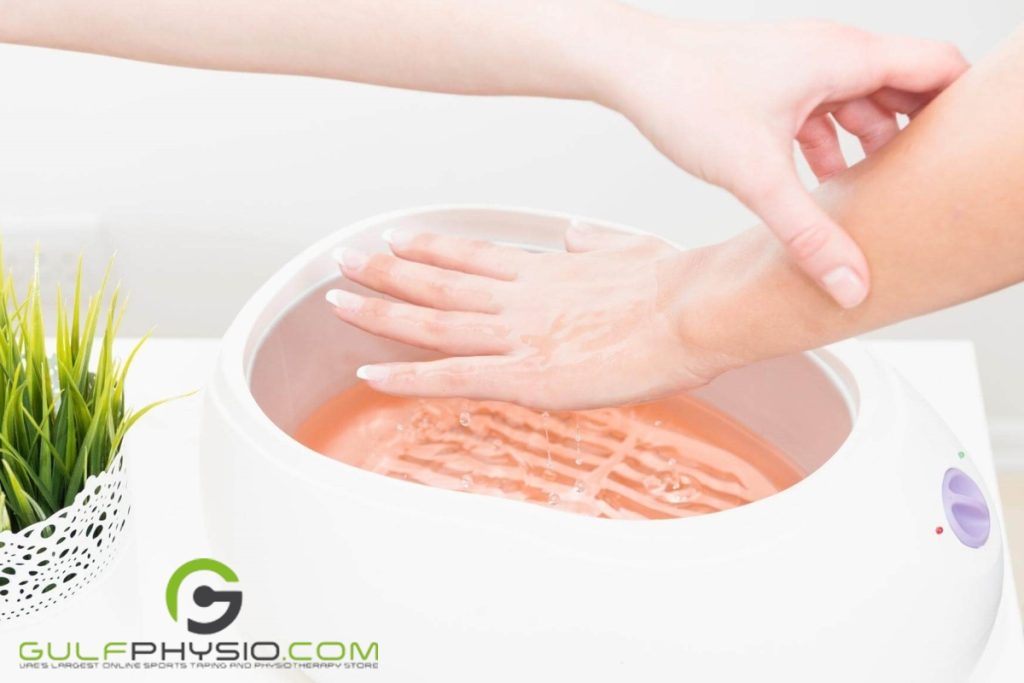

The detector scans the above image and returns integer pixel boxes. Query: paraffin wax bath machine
[200,206,1004,682]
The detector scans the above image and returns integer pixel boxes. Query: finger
[871,87,935,119]
[355,355,527,404]
[326,289,512,355]
[334,247,503,313]
[869,35,968,93]
[382,229,525,281]
[564,220,652,253]
[826,34,967,101]
[795,115,847,181]
[832,97,899,155]
[738,164,870,308]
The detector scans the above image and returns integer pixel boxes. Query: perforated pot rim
[0,450,131,622]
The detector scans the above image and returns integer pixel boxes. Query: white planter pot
[0,451,131,622]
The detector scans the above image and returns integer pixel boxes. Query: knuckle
[791,19,837,36]
[421,315,451,338]
[428,273,459,302]
[364,253,394,281]
[389,366,418,388]
[860,122,891,147]
[465,238,490,257]
[434,310,461,326]
[799,130,832,152]
[429,310,471,338]
[783,224,832,262]
[360,297,390,318]
[830,22,872,48]
[805,20,865,47]
[942,42,967,69]
[443,368,476,392]
[829,22,860,41]
[415,233,438,252]
[632,235,664,252]
[739,175,783,209]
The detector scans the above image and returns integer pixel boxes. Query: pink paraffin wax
[293,383,804,520]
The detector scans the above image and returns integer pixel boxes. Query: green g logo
[166,558,242,635]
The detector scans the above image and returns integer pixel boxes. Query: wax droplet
[676,487,699,503]
[573,480,586,495]
[459,411,471,427]
[460,474,473,490]
[547,492,560,506]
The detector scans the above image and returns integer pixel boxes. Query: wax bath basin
[200,206,1003,682]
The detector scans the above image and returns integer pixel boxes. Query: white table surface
[0,338,1021,681]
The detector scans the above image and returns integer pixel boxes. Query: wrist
[659,244,751,383]
[666,232,791,379]
[673,225,853,381]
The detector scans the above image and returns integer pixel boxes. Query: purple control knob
[941,468,990,548]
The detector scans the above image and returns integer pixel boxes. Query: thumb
[867,35,967,94]
[738,167,870,309]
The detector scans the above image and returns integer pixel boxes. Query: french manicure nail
[325,289,362,311]
[332,247,370,271]
[356,365,390,382]
[822,267,868,309]
[381,228,414,249]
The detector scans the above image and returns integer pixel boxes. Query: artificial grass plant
[0,251,165,534]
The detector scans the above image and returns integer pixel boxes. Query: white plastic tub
[200,206,1003,682]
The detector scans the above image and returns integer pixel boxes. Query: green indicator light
[957,451,966,459]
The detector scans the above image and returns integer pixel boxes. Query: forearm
[0,0,642,101]
[684,29,1024,368]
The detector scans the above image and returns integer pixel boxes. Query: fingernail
[332,247,369,271]
[325,289,362,311]
[356,365,390,382]
[822,267,868,308]
[381,228,415,249]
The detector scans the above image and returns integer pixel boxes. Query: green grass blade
[1,460,43,528]
[0,491,9,532]
[0,251,171,531]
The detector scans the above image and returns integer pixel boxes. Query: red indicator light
[936,526,944,535]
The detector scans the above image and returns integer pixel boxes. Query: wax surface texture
[294,383,804,519]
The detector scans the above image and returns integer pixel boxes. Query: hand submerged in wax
[326,223,736,410]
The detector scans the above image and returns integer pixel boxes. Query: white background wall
[0,1,1022,437]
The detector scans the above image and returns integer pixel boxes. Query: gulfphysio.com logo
[166,558,243,635]
[18,558,380,672]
